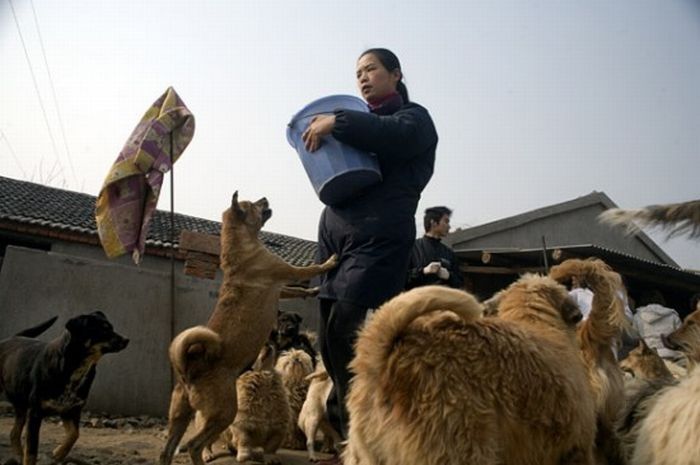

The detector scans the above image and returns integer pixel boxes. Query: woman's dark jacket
[315,101,438,309]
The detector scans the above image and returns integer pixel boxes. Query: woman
[302,48,438,441]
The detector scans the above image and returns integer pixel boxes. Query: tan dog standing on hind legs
[159,192,337,465]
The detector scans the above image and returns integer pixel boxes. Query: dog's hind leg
[160,384,194,465]
[52,410,80,461]
[10,409,26,460]
[23,409,43,465]
[186,414,235,465]
[263,429,286,455]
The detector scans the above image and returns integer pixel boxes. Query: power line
[8,0,65,185]
[29,0,77,186]
[0,128,28,178]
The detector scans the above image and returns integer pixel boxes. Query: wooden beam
[179,230,220,256]
[462,265,546,275]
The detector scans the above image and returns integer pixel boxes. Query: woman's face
[356,53,400,103]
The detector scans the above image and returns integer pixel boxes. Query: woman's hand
[302,114,336,152]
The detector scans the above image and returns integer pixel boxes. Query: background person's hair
[424,206,452,232]
[637,289,667,308]
[690,293,700,311]
[360,48,409,103]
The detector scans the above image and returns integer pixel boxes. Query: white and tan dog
[276,348,315,451]
[298,359,342,461]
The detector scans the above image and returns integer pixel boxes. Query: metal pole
[541,235,549,273]
[169,132,176,387]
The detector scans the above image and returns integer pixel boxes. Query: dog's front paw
[323,254,339,270]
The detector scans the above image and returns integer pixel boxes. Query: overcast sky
[1,1,699,268]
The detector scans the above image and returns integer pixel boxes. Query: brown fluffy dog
[663,306,700,368]
[344,282,596,465]
[298,359,342,461]
[159,193,336,465]
[549,258,628,464]
[620,340,675,383]
[275,348,314,451]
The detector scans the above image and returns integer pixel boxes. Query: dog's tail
[599,200,700,240]
[549,258,629,347]
[169,326,222,382]
[15,316,58,338]
[351,285,483,379]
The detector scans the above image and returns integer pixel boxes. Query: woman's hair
[359,48,409,102]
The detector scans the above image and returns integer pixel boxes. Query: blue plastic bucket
[287,95,382,206]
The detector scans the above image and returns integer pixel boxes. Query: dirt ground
[0,403,326,465]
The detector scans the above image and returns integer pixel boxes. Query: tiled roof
[0,176,318,266]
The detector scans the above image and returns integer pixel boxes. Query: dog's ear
[231,191,246,220]
[92,310,106,319]
[65,315,85,333]
[640,339,653,354]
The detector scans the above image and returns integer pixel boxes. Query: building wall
[0,245,317,416]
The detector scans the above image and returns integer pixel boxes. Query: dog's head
[662,308,700,363]
[277,311,303,339]
[65,311,129,357]
[619,339,673,381]
[275,348,314,382]
[252,333,279,372]
[499,274,583,328]
[223,191,272,233]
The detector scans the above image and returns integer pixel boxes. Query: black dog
[276,311,317,365]
[0,311,129,465]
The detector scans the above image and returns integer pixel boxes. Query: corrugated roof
[446,191,677,267]
[0,176,317,266]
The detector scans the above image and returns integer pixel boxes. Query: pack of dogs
[2,195,699,465]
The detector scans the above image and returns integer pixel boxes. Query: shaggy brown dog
[159,193,337,465]
[344,282,596,465]
[620,340,675,383]
[276,348,314,451]
[549,258,628,464]
[227,340,290,463]
[298,359,342,461]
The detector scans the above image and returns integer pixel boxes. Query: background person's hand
[438,267,450,280]
[302,114,336,152]
[423,261,441,275]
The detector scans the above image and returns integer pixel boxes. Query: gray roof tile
[0,176,317,266]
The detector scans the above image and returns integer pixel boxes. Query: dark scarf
[368,91,404,115]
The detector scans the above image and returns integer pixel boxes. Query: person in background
[690,292,700,314]
[302,47,438,451]
[633,289,683,361]
[406,206,464,290]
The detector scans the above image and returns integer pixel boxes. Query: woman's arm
[332,105,437,160]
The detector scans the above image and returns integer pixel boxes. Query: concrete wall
[0,245,317,416]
